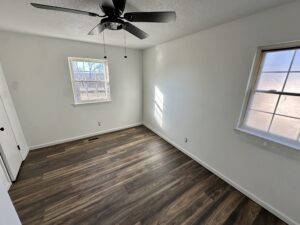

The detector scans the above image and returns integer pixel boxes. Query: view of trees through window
[243,48,300,144]
[68,58,111,104]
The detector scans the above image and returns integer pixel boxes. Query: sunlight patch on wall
[154,86,164,127]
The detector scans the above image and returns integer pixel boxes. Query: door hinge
[17,145,21,150]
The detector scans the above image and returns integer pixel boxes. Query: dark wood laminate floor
[9,126,287,225]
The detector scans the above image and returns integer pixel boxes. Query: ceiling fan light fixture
[108,22,122,30]
[101,18,125,30]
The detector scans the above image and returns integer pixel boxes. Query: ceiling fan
[30,0,176,39]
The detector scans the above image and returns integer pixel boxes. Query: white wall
[0,31,143,148]
[143,1,300,225]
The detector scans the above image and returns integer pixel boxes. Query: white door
[0,97,22,181]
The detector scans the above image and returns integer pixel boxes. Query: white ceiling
[0,0,295,49]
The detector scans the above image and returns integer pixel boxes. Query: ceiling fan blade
[124,11,176,23]
[99,0,115,15]
[31,3,102,17]
[124,22,148,39]
[112,0,126,15]
[99,0,114,8]
[88,23,105,35]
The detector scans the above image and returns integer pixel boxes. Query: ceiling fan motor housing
[101,18,125,30]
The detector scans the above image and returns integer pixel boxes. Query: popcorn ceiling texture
[0,0,295,49]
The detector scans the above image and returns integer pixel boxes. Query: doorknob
[0,127,4,131]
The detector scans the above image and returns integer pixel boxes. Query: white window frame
[68,57,111,105]
[236,41,300,151]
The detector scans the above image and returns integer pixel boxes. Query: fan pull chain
[103,31,107,59]
[124,30,127,59]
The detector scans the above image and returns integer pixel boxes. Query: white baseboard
[29,123,142,151]
[143,122,298,225]
[20,147,29,161]
[6,182,11,191]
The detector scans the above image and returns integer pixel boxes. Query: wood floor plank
[192,189,245,225]
[9,126,287,225]
[141,175,218,225]
[222,198,262,225]
[170,180,231,225]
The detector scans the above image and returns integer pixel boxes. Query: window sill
[72,99,112,106]
[235,126,300,152]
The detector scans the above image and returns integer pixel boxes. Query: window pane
[79,71,96,81]
[72,61,105,81]
[249,93,278,113]
[72,61,84,72]
[89,72,98,81]
[291,50,300,71]
[97,81,105,92]
[97,81,109,99]
[84,62,91,72]
[256,73,286,91]
[71,61,79,72]
[97,71,105,81]
[244,110,272,132]
[87,82,98,100]
[276,95,300,118]
[269,115,300,140]
[74,81,108,102]
[262,50,294,72]
[74,82,88,101]
[95,63,104,73]
[284,73,300,93]
[74,72,86,81]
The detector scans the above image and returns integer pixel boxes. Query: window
[68,57,111,105]
[238,44,300,150]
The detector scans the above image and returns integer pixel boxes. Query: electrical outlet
[98,122,102,127]
[185,137,188,143]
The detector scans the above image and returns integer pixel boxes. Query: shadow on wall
[154,86,164,128]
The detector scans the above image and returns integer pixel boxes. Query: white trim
[20,147,29,161]
[237,47,263,128]
[235,127,300,152]
[68,57,108,63]
[143,122,298,225]
[72,99,112,106]
[29,123,142,150]
[258,40,300,52]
